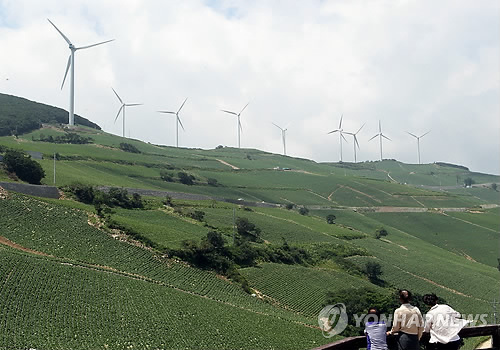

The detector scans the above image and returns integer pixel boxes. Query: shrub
[119,142,140,153]
[236,217,261,242]
[298,207,309,215]
[2,149,45,184]
[326,214,336,224]
[160,171,174,182]
[207,178,219,186]
[375,227,388,239]
[285,203,295,210]
[178,172,195,185]
[188,210,205,222]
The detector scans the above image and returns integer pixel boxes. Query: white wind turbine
[48,19,114,126]
[112,88,142,138]
[406,131,430,164]
[327,114,349,162]
[157,98,188,148]
[368,120,391,161]
[272,122,288,156]
[345,123,365,163]
[221,102,249,148]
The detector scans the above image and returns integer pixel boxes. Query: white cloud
[0,0,498,174]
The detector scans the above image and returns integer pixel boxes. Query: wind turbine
[345,124,365,163]
[406,131,430,164]
[272,122,288,156]
[327,114,349,162]
[221,102,249,148]
[48,19,114,126]
[157,98,188,148]
[368,120,391,161]
[112,88,142,138]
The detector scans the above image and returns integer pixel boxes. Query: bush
[375,227,388,239]
[188,210,205,222]
[178,172,195,185]
[326,214,336,224]
[37,132,92,144]
[119,142,140,153]
[2,149,45,184]
[160,171,174,182]
[236,217,261,242]
[207,178,219,186]
[285,203,295,210]
[298,207,309,216]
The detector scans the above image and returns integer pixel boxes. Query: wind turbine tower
[221,102,249,148]
[407,131,430,164]
[345,124,365,163]
[327,115,348,162]
[112,88,142,138]
[272,123,288,156]
[48,19,114,126]
[368,121,391,161]
[158,98,188,148]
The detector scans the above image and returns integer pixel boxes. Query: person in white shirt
[423,293,467,350]
[364,307,388,350]
[388,290,424,350]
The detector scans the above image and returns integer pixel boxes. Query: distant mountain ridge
[0,93,100,136]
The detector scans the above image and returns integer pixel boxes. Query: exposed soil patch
[215,159,240,170]
[0,235,52,257]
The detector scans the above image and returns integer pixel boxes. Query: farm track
[442,213,499,233]
[215,159,240,170]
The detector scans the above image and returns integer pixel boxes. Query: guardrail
[311,324,500,350]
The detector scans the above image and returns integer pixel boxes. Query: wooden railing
[311,324,500,350]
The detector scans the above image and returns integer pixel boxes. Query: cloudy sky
[0,0,498,174]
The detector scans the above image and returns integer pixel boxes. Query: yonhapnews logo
[318,303,348,338]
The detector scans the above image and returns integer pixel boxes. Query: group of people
[364,290,467,350]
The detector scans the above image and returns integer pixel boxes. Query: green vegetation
[2,149,45,184]
[0,104,498,350]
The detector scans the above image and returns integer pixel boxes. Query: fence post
[492,325,500,349]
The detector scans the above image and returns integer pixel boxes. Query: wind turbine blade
[157,111,176,114]
[339,114,343,129]
[406,131,418,138]
[177,97,188,113]
[111,88,123,104]
[238,119,243,132]
[378,120,382,133]
[114,105,124,122]
[355,123,365,134]
[239,102,250,115]
[47,19,72,45]
[354,135,360,149]
[178,116,185,131]
[420,131,430,138]
[221,109,238,116]
[341,133,348,143]
[368,134,378,142]
[382,134,391,141]
[60,55,71,90]
[327,129,340,134]
[76,39,115,50]
[125,103,143,107]
[272,122,283,130]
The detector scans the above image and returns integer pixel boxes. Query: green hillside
[0,107,499,350]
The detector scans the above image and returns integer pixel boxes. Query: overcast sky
[0,0,498,174]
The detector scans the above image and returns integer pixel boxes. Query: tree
[207,178,219,186]
[298,207,309,215]
[365,262,383,283]
[464,178,474,187]
[285,203,295,210]
[326,214,336,224]
[491,183,498,191]
[160,171,174,182]
[2,149,45,184]
[375,227,388,239]
[188,210,205,222]
[236,217,262,242]
[178,171,195,185]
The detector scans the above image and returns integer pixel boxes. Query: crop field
[352,232,500,315]
[0,194,325,323]
[112,208,207,248]
[202,207,339,244]
[241,263,382,317]
[364,211,499,267]
[446,209,500,232]
[0,249,330,350]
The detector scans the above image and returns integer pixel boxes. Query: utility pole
[491,299,498,324]
[53,152,56,184]
[232,207,236,245]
